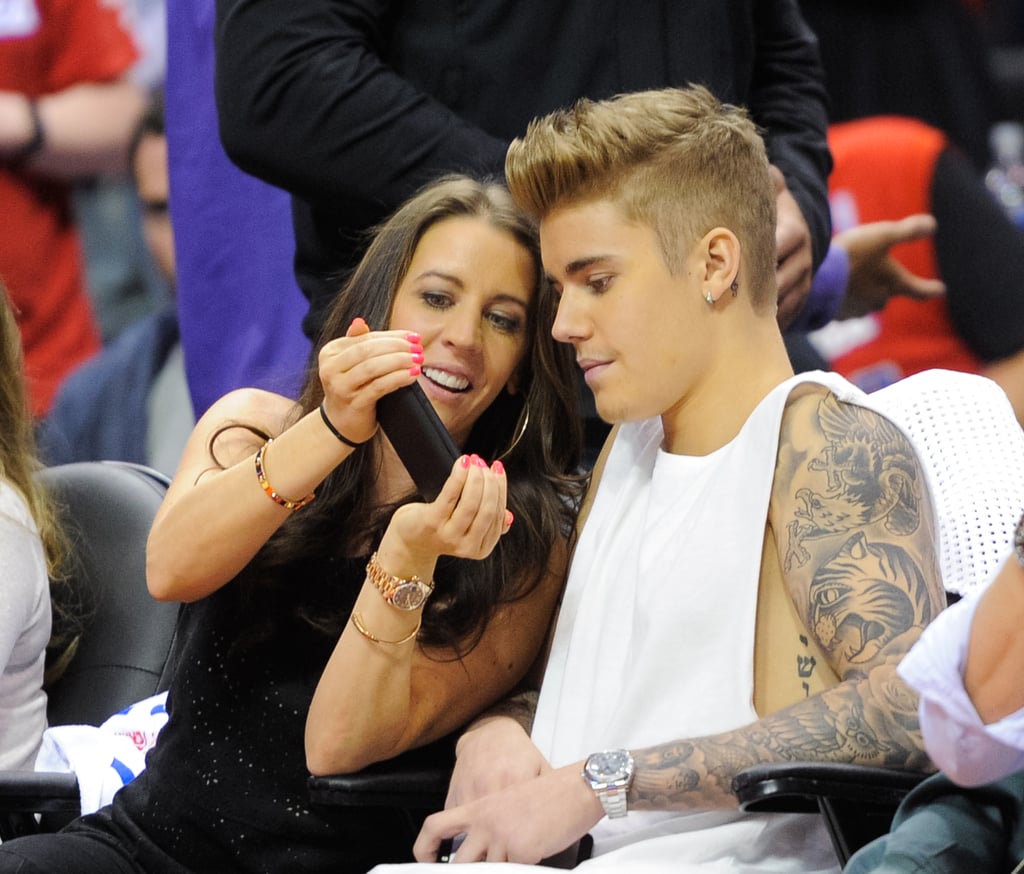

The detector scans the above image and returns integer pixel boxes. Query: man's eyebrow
[550,255,615,282]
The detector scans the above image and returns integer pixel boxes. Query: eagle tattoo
[785,395,920,572]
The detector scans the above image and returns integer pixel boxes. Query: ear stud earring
[705,291,714,305]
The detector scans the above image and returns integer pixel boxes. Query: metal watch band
[365,552,434,610]
[596,786,629,819]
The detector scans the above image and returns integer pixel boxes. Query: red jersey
[0,0,138,416]
[827,117,983,391]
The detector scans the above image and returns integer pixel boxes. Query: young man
[401,86,947,871]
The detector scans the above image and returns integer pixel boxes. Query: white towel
[33,692,168,814]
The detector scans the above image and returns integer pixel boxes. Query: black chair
[0,461,182,840]
[731,763,927,865]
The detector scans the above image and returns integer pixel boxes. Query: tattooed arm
[632,388,946,808]
[413,389,946,861]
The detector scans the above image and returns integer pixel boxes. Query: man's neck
[660,326,795,456]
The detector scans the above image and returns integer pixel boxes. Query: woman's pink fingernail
[491,460,505,475]
[406,332,422,343]
[505,510,515,527]
[412,352,425,365]
[471,454,487,468]
[351,317,367,329]
[409,365,422,376]
[409,343,424,355]
[460,455,471,468]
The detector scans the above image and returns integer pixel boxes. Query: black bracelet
[6,98,45,165]
[319,402,367,449]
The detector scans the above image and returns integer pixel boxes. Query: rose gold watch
[366,552,435,611]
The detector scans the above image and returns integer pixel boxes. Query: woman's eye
[588,275,612,294]
[421,291,452,309]
[486,311,524,334]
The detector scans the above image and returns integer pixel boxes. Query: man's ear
[700,227,741,303]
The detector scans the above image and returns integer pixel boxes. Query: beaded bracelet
[254,440,315,511]
[350,611,421,645]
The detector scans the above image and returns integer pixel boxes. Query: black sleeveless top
[99,556,425,873]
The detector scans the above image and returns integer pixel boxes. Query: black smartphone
[376,383,460,501]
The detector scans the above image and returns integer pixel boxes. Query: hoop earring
[499,398,531,459]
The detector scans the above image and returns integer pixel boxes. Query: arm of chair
[307,760,451,810]
[732,762,927,864]
[0,771,80,813]
[307,734,455,810]
[0,771,80,841]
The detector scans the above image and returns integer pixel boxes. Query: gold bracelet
[254,440,315,511]
[349,611,421,645]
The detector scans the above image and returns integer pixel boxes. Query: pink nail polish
[412,352,425,365]
[472,454,487,468]
[409,343,424,355]
[409,365,422,376]
[406,332,422,344]
[491,460,505,475]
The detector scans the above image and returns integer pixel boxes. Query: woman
[0,284,73,771]
[0,176,582,872]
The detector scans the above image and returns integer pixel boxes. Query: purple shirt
[166,0,311,416]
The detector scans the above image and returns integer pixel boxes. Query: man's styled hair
[505,85,778,311]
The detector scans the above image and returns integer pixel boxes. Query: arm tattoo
[785,395,922,573]
[624,392,943,813]
[629,659,929,812]
[782,394,942,675]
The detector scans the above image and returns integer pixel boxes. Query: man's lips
[577,358,611,384]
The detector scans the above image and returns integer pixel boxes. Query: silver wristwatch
[582,749,634,819]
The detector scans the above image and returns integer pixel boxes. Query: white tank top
[532,372,862,871]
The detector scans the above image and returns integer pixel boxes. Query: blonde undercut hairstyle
[505,85,778,312]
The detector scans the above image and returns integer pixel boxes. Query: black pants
[0,830,141,874]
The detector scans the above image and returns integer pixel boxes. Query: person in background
[798,0,999,171]
[163,0,311,419]
[39,88,195,477]
[808,116,1024,426]
[0,0,144,419]
[845,512,1024,872]
[0,283,76,772]
[0,175,583,873]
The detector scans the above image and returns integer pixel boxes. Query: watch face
[391,581,427,611]
[586,750,632,783]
